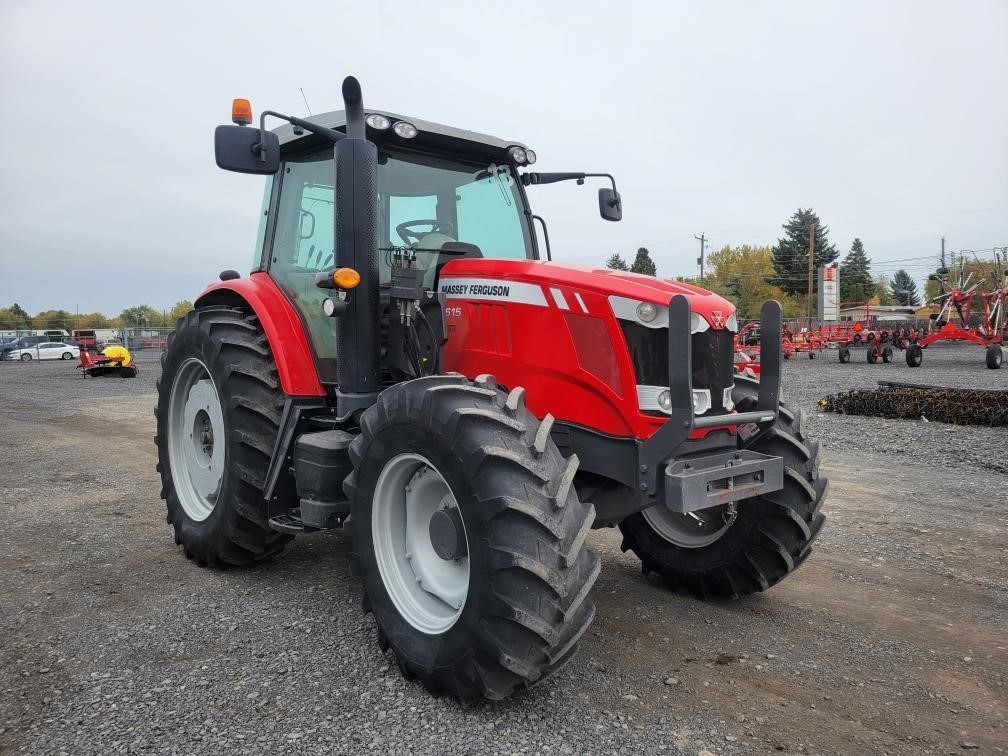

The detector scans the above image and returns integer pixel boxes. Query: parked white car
[7,342,80,361]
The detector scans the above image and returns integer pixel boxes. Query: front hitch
[636,297,783,497]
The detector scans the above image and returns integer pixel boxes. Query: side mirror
[599,188,622,222]
[214,125,280,175]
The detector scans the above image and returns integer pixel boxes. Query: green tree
[772,208,839,297]
[706,244,802,319]
[630,247,657,276]
[890,269,921,306]
[0,304,32,329]
[117,305,162,328]
[167,300,194,325]
[839,238,874,304]
[605,253,629,271]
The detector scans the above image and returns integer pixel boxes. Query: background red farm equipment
[819,303,922,365]
[906,254,1007,369]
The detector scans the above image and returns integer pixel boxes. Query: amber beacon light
[231,98,253,126]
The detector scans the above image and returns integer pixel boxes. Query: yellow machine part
[101,345,133,366]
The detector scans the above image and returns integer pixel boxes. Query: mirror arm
[253,110,346,162]
[522,171,619,199]
[531,214,552,261]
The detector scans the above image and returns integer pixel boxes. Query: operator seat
[417,232,457,290]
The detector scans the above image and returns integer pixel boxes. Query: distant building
[837,305,918,322]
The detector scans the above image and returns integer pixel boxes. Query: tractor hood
[438,258,736,329]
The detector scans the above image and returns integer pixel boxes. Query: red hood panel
[440,258,735,318]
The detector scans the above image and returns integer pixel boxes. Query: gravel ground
[1,347,1005,755]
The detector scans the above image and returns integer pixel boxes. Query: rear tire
[906,343,923,367]
[838,347,850,363]
[345,374,600,703]
[62,352,72,360]
[882,346,893,363]
[155,306,292,567]
[987,344,1003,369]
[618,375,826,599]
[867,346,878,364]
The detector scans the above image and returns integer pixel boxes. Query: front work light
[525,149,537,164]
[636,301,658,324]
[393,121,418,138]
[366,113,391,130]
[508,146,527,164]
[333,267,361,289]
[231,98,253,126]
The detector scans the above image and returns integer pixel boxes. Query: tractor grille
[620,321,735,415]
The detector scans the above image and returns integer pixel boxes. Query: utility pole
[807,223,816,326]
[695,233,707,282]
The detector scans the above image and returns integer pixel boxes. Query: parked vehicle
[8,342,80,361]
[1,335,51,359]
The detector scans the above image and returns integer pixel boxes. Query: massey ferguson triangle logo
[711,310,726,328]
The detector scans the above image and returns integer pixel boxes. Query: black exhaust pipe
[333,76,381,414]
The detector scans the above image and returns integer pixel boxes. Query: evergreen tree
[772,208,839,296]
[630,247,657,277]
[839,238,874,304]
[890,269,921,306]
[605,253,629,271]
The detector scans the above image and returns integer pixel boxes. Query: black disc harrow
[820,382,1008,427]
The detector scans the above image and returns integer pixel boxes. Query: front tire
[155,306,292,567]
[20,353,31,362]
[987,344,1003,369]
[906,343,923,367]
[618,375,826,599]
[345,374,600,703]
[838,347,850,363]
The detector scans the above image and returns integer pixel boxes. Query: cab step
[268,514,305,535]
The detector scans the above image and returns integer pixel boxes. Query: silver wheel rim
[372,453,469,635]
[167,358,225,522]
[643,502,736,548]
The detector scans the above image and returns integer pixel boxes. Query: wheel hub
[643,500,737,548]
[167,359,225,522]
[372,454,470,634]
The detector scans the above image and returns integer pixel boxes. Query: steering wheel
[396,219,454,246]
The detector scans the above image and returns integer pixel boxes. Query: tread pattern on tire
[618,374,826,600]
[155,306,291,568]
[344,373,600,703]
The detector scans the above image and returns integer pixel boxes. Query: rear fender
[195,272,325,397]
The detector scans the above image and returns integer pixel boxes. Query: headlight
[726,312,738,332]
[692,389,711,415]
[657,389,672,412]
[393,121,418,139]
[690,312,710,334]
[723,386,735,411]
[365,113,391,130]
[636,301,658,323]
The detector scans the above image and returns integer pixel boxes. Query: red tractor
[155,78,827,703]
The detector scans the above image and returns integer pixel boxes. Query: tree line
[0,301,194,331]
[605,207,928,319]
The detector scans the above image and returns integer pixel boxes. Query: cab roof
[273,109,530,162]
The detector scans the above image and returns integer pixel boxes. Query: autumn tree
[117,305,163,328]
[707,245,801,319]
[167,300,194,324]
[0,303,32,329]
[772,209,839,297]
[33,309,75,330]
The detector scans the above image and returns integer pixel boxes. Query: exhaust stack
[332,76,381,415]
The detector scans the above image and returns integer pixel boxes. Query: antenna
[300,87,313,115]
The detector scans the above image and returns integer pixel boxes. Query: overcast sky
[1,0,1005,315]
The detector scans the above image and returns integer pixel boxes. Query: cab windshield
[268,145,536,382]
